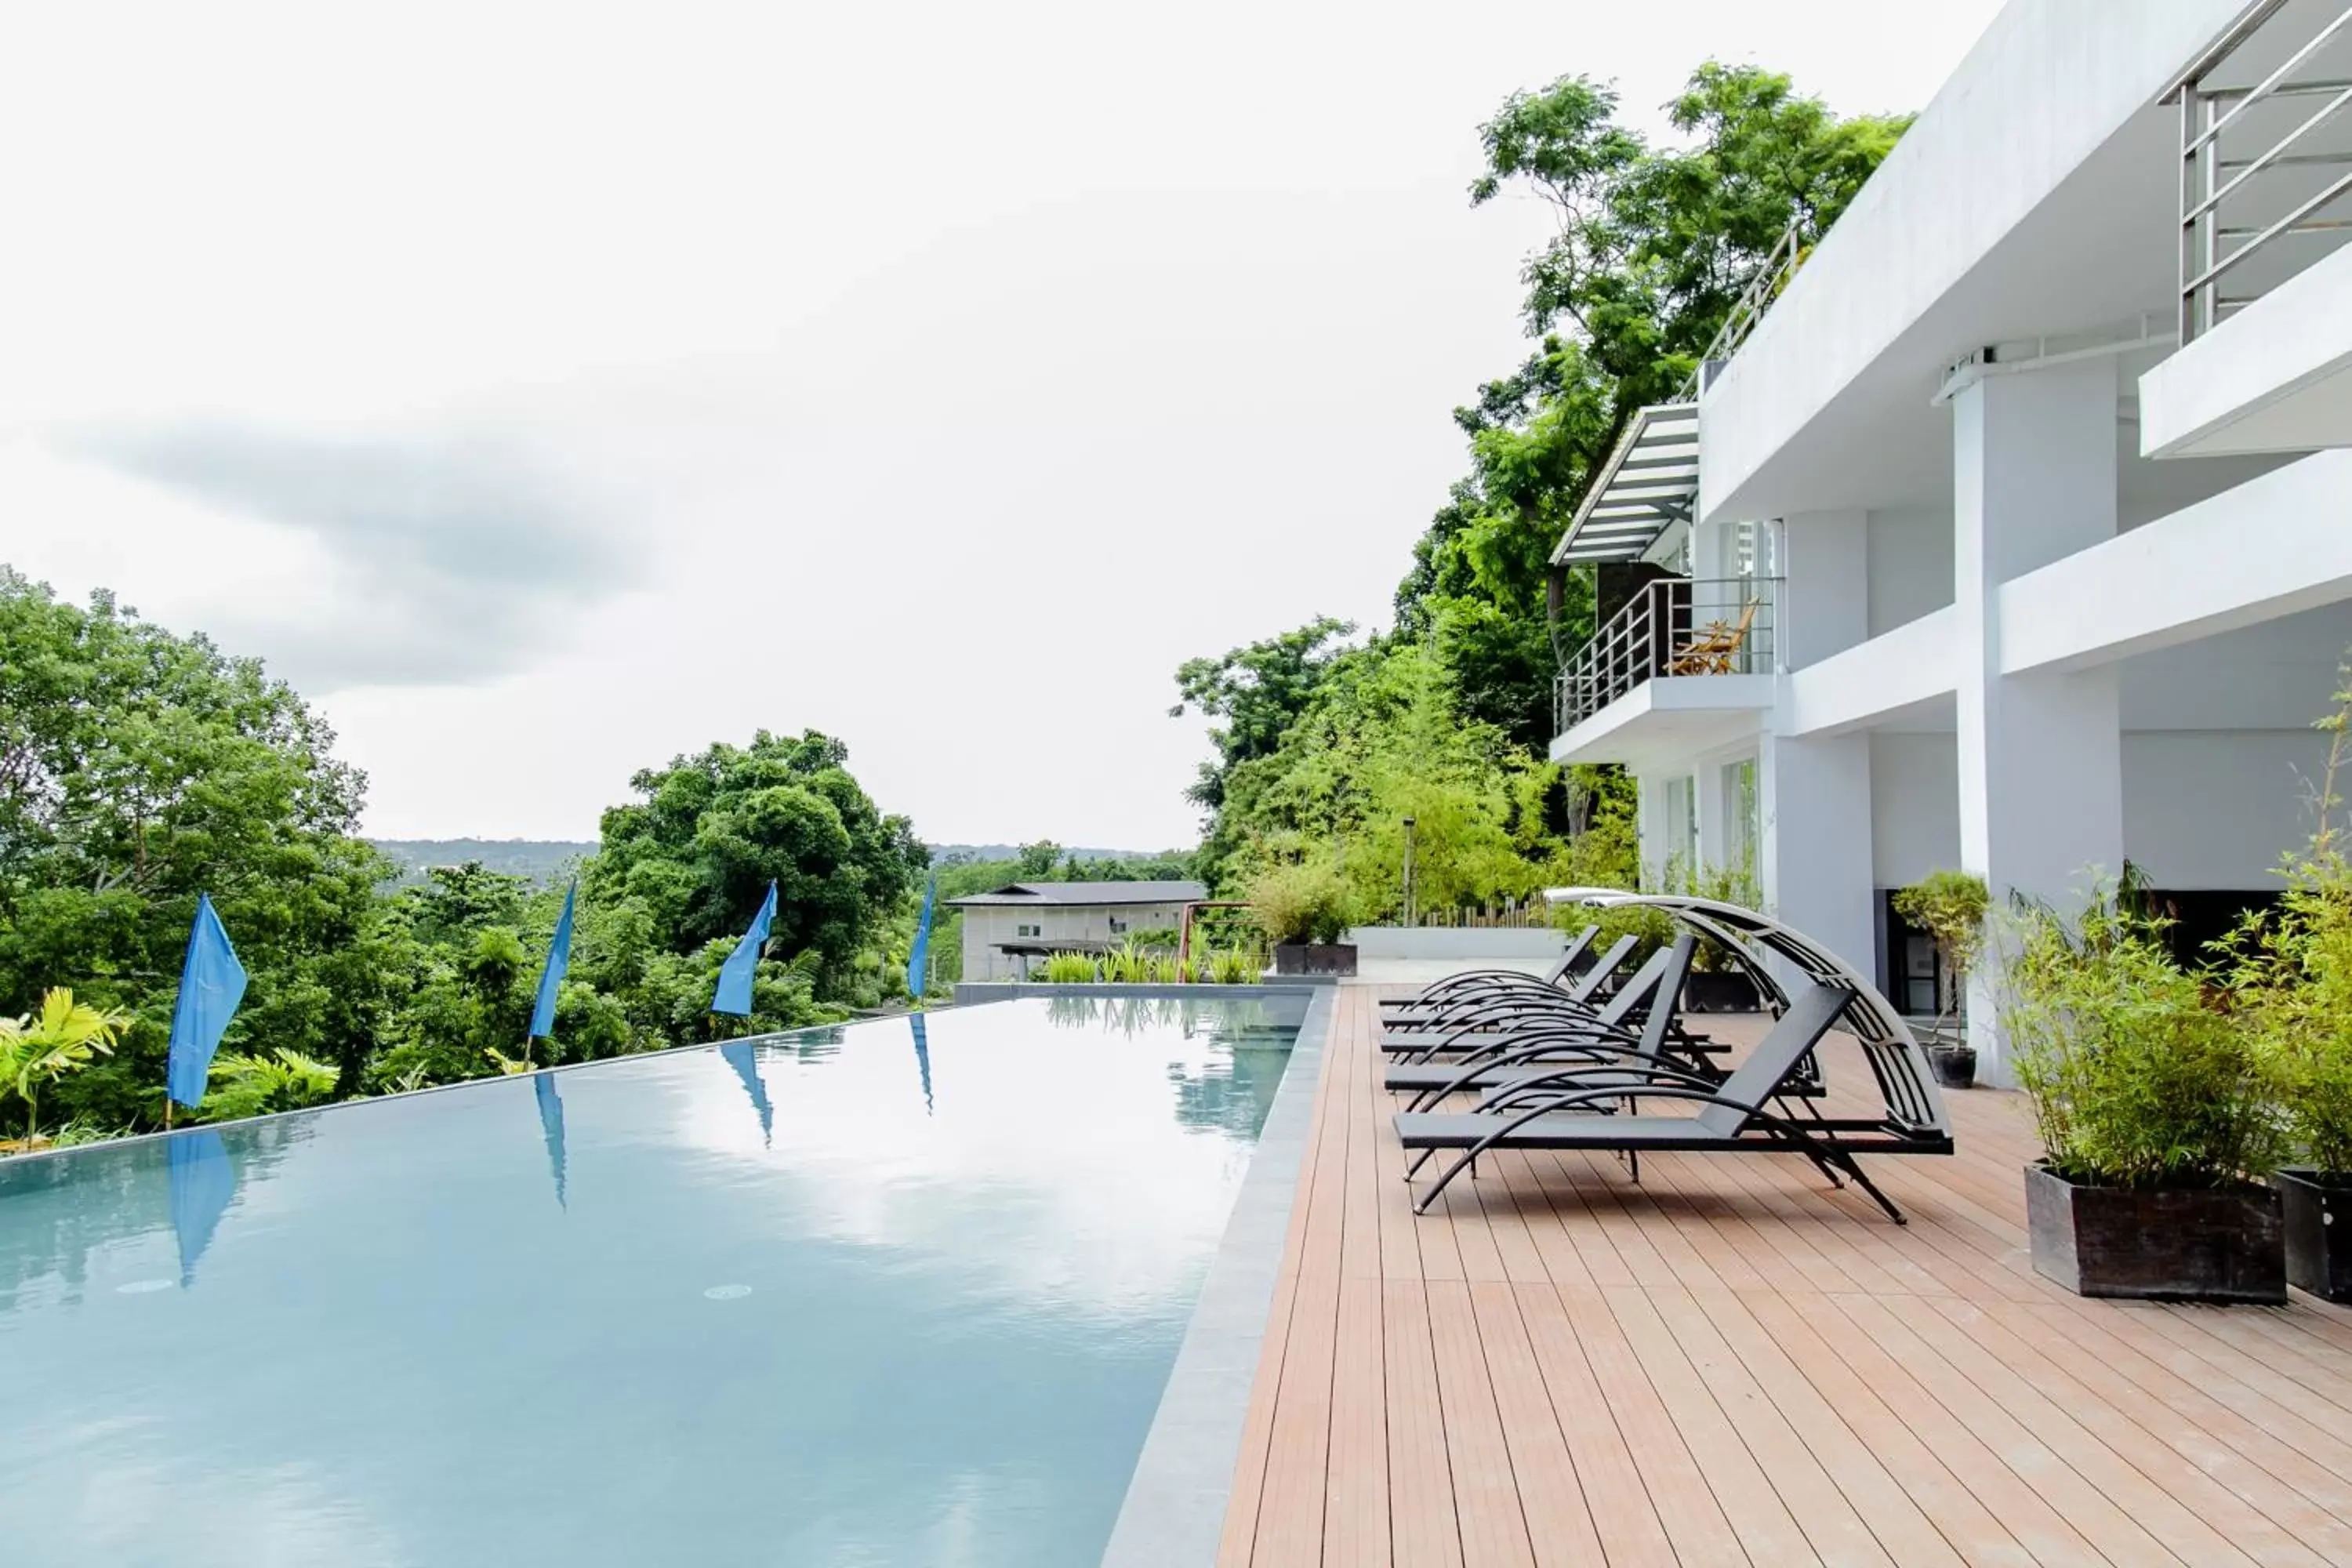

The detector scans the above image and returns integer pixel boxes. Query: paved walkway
[1215,982,2352,1567]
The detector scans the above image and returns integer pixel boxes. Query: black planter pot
[2024,1163,2286,1303]
[1927,1044,1976,1089]
[1272,942,1357,977]
[2275,1167,2352,1305]
[1681,971,1760,1013]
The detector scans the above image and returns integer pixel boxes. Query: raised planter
[2024,1163,2286,1303]
[1680,971,1759,1013]
[2276,1167,2352,1304]
[1273,942,1357,978]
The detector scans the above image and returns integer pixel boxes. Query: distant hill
[927,844,1176,863]
[372,839,596,888]
[372,839,1176,889]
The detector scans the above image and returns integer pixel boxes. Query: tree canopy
[0,569,931,1142]
[1183,62,1909,904]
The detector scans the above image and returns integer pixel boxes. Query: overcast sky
[1,0,2002,849]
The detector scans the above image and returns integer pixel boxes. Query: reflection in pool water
[0,994,1302,1566]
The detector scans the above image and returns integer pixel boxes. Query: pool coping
[1098,981,1334,1568]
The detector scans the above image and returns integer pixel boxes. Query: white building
[947,880,1208,982]
[1549,0,2352,1080]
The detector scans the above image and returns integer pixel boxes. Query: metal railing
[1555,575,1780,735]
[1679,221,1806,400]
[2172,0,2352,341]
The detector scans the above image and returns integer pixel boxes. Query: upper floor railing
[1555,575,1779,735]
[1678,221,1806,401]
[2172,0,2352,341]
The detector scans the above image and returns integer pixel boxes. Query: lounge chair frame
[1379,925,1599,1015]
[1399,901,1955,1222]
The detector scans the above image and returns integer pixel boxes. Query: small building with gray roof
[946,880,1207,981]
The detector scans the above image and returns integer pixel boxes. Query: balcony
[1555,574,1779,735]
[2145,0,2352,456]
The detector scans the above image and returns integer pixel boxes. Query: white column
[1757,509,1877,976]
[1953,360,2125,1082]
[1775,510,1868,671]
[1689,516,1740,627]
[1635,771,1673,887]
[1759,731,1877,977]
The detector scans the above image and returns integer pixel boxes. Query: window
[1719,758,1758,874]
[1109,918,1127,934]
[1664,775,1697,874]
[1016,923,1041,938]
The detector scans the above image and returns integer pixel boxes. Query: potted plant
[1247,860,1358,978]
[2002,890,2288,1302]
[1892,869,1990,1087]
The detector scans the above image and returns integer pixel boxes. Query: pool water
[0,994,1302,1566]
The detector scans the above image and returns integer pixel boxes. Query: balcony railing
[2172,0,2352,340]
[1555,575,1780,735]
[1679,220,1806,400]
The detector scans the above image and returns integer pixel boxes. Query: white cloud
[0,0,2003,846]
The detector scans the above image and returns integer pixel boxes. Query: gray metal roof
[945,879,1208,908]
[1550,401,1699,565]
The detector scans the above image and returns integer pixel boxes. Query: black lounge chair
[1378,926,1599,1018]
[1393,980,1954,1222]
[1382,936,1705,1106]
[1380,934,1641,1048]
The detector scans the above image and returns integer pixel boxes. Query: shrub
[1040,952,1101,984]
[203,1049,343,1123]
[2000,888,2284,1189]
[2214,663,2352,1178]
[2222,861,2352,1177]
[1246,859,1356,946]
[1209,947,1258,985]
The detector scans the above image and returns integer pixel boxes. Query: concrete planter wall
[1345,927,1566,961]
[2024,1163,2286,1303]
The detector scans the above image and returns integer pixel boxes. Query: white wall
[2123,730,2330,890]
[1868,732,1961,888]
[1864,504,1953,639]
[1857,727,2322,896]
[1699,0,2245,521]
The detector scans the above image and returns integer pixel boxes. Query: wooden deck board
[1218,988,2352,1566]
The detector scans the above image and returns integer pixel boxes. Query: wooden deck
[1215,984,2352,1567]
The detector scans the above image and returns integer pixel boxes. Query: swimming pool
[0,993,1308,1566]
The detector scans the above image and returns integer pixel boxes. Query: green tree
[1185,60,1909,878]
[1393,64,1911,750]
[587,729,925,1004]
[1170,616,1356,815]
[0,572,390,1128]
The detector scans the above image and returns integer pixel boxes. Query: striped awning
[1550,402,1699,564]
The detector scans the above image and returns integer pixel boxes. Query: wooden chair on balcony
[1668,598,1760,676]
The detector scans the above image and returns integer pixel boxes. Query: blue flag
[534,1073,568,1210]
[167,1130,236,1287]
[711,881,778,1017]
[167,894,248,1108]
[720,1040,774,1145]
[529,881,577,1040]
[906,877,936,1000]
